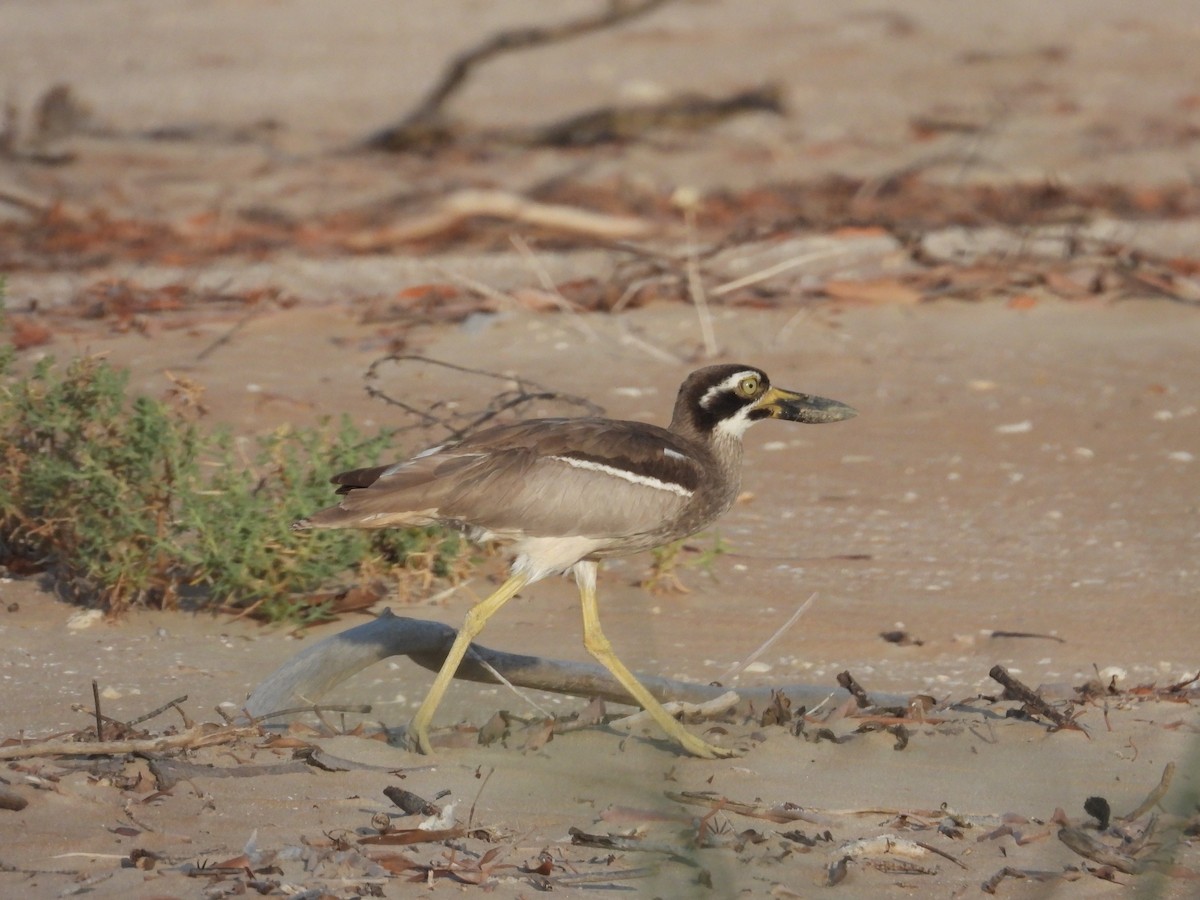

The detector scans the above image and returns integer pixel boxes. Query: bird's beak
[756,386,858,424]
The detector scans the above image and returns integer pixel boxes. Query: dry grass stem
[721,593,815,683]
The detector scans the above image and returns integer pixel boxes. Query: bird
[293,364,856,758]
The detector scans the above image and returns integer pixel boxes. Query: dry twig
[1121,762,1176,822]
[364,0,675,151]
[345,189,655,248]
[988,664,1078,730]
[0,724,257,761]
[1057,826,1144,874]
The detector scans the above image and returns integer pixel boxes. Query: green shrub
[0,347,462,620]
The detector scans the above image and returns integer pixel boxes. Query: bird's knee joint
[583,632,614,656]
[463,608,491,635]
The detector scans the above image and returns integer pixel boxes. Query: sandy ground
[2,1,1199,897]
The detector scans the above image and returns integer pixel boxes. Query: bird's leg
[573,561,738,759]
[405,570,530,754]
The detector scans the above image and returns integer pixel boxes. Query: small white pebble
[245,383,262,393]
[968,380,997,391]
[67,609,104,631]
[671,186,701,209]
[1073,447,1094,459]
[1153,410,1174,421]
[996,420,1033,434]
[100,686,122,700]
[743,661,772,674]
[1167,451,1194,463]
[762,441,788,451]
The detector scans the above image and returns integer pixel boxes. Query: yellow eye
[738,376,760,397]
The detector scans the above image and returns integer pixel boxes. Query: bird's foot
[675,729,741,760]
[402,720,434,755]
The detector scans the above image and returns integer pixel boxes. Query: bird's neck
[708,430,745,507]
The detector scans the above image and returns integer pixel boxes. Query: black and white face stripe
[681,366,769,438]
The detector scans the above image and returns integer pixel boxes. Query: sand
[1,1,1198,896]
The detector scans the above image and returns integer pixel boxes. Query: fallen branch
[665,790,831,826]
[837,670,875,709]
[610,691,740,732]
[982,866,1075,894]
[546,866,658,887]
[839,834,932,861]
[1122,761,1176,822]
[344,189,655,249]
[513,84,783,147]
[243,608,911,722]
[0,724,257,761]
[363,0,676,151]
[569,826,694,862]
[148,757,312,788]
[988,664,1077,730]
[1057,826,1144,874]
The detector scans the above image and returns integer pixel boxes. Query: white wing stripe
[549,455,693,498]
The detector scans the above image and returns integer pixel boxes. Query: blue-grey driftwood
[244,608,909,721]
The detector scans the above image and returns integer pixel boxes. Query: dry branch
[344,189,655,249]
[0,724,257,761]
[514,84,783,147]
[1057,826,1145,874]
[363,354,605,441]
[243,608,910,723]
[1121,762,1176,822]
[665,790,831,825]
[988,664,1077,730]
[364,0,675,150]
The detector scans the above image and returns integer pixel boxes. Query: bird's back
[295,417,734,554]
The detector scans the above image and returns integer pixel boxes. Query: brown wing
[294,418,707,540]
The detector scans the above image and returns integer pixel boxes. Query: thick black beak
[759,386,858,424]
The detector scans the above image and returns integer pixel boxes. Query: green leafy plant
[641,532,728,594]
[0,344,464,620]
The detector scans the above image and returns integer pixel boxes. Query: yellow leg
[405,571,530,754]
[575,561,737,759]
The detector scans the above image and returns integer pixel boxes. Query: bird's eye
[738,376,760,397]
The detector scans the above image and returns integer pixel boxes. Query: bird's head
[672,364,857,440]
